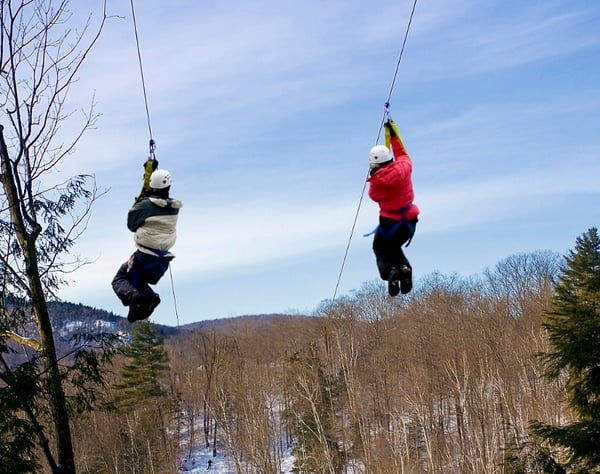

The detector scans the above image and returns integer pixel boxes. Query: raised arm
[384,119,411,164]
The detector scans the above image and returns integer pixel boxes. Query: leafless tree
[483,250,560,318]
[0,1,109,472]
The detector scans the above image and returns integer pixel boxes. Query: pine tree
[531,227,600,472]
[110,322,176,471]
[114,321,170,407]
[0,349,40,473]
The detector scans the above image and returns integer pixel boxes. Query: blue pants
[111,251,171,305]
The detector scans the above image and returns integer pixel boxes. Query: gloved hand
[134,158,159,204]
[384,119,401,149]
[143,157,158,171]
[384,119,399,138]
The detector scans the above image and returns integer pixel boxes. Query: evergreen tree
[114,321,170,407]
[110,322,177,471]
[531,227,600,472]
[0,347,40,473]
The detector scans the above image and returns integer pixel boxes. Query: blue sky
[56,0,600,326]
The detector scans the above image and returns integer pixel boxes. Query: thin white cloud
[419,161,600,233]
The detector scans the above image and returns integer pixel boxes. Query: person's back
[368,157,418,221]
[129,192,182,256]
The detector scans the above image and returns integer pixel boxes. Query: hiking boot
[119,292,131,307]
[140,292,161,321]
[127,292,146,323]
[388,267,401,297]
[388,279,400,297]
[399,265,412,294]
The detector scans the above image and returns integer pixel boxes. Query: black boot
[387,267,401,297]
[127,292,146,323]
[399,265,412,294]
[140,292,161,321]
[127,291,161,323]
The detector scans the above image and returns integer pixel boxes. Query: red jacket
[367,135,419,221]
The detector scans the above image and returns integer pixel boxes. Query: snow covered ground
[179,445,296,473]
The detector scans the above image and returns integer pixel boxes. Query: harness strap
[403,222,416,247]
[363,204,416,246]
[138,244,173,259]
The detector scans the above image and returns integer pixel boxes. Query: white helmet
[369,145,393,169]
[150,169,172,189]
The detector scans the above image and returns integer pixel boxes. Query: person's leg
[388,220,417,294]
[135,286,161,321]
[374,219,417,295]
[389,245,412,294]
[111,260,138,306]
[127,252,166,322]
[389,234,411,276]
[373,231,395,281]
[373,231,402,296]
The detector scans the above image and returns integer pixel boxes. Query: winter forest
[1,1,600,473]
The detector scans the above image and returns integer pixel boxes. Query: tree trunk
[212,420,217,457]
[0,125,76,473]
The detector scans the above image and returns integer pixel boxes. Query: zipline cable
[168,266,180,326]
[329,0,419,307]
[129,0,153,145]
[129,0,181,325]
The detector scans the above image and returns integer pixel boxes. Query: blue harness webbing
[139,245,172,258]
[363,204,416,247]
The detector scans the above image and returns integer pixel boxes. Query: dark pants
[372,217,418,281]
[111,251,171,305]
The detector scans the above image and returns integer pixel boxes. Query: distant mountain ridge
[47,300,179,338]
[45,300,314,339]
[2,300,315,367]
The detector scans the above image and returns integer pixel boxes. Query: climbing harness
[330,0,419,305]
[137,243,174,259]
[363,204,416,246]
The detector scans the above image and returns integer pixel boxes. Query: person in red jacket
[367,118,419,296]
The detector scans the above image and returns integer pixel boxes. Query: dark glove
[146,157,158,171]
[384,120,399,138]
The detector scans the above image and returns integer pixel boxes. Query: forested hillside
[64,249,578,473]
